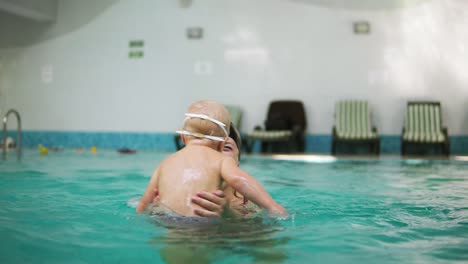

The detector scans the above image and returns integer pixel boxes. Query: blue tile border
[5,131,468,155]
[450,136,468,155]
[306,134,331,154]
[244,134,467,155]
[306,134,468,155]
[7,131,177,151]
[380,135,401,154]
[307,134,401,154]
[307,134,468,155]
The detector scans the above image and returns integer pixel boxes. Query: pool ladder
[2,109,22,161]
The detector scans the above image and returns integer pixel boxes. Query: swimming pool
[1,150,467,263]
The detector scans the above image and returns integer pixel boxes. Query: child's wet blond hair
[183,100,231,140]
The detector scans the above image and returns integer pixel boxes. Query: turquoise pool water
[1,150,467,263]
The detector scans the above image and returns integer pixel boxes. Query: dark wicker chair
[244,100,306,153]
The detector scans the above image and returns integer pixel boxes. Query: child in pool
[144,123,261,218]
[136,100,286,217]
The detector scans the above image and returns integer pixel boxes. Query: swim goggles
[175,113,229,142]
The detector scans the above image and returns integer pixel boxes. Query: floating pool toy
[90,146,97,154]
[117,148,136,154]
[38,144,48,155]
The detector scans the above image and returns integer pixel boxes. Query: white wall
[0,0,467,134]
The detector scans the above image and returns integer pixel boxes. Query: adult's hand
[150,189,227,217]
[191,190,226,218]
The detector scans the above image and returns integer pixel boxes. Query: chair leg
[261,142,268,153]
[302,138,306,152]
[290,136,296,153]
[290,137,296,153]
[244,139,253,154]
[372,139,379,155]
[331,139,337,155]
[443,142,450,157]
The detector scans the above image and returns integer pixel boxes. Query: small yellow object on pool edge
[91,146,97,154]
[38,144,48,155]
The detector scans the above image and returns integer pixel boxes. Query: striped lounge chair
[244,100,306,153]
[332,100,380,155]
[225,105,242,131]
[401,101,450,156]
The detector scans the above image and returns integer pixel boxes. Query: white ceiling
[0,0,57,21]
[290,0,431,10]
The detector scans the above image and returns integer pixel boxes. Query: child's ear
[217,142,224,151]
[181,135,186,145]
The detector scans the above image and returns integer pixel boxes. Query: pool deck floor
[248,153,468,162]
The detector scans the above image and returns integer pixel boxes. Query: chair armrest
[263,119,270,129]
[254,125,263,131]
[442,127,449,137]
[291,124,302,134]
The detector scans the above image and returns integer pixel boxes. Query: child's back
[156,144,228,216]
[152,100,232,216]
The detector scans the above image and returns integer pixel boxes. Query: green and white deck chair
[332,100,380,155]
[225,105,242,130]
[401,101,450,156]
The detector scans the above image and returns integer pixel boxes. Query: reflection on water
[150,215,289,264]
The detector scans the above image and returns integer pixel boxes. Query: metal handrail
[2,109,22,161]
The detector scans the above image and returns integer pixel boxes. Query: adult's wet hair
[229,122,242,161]
[229,122,246,202]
